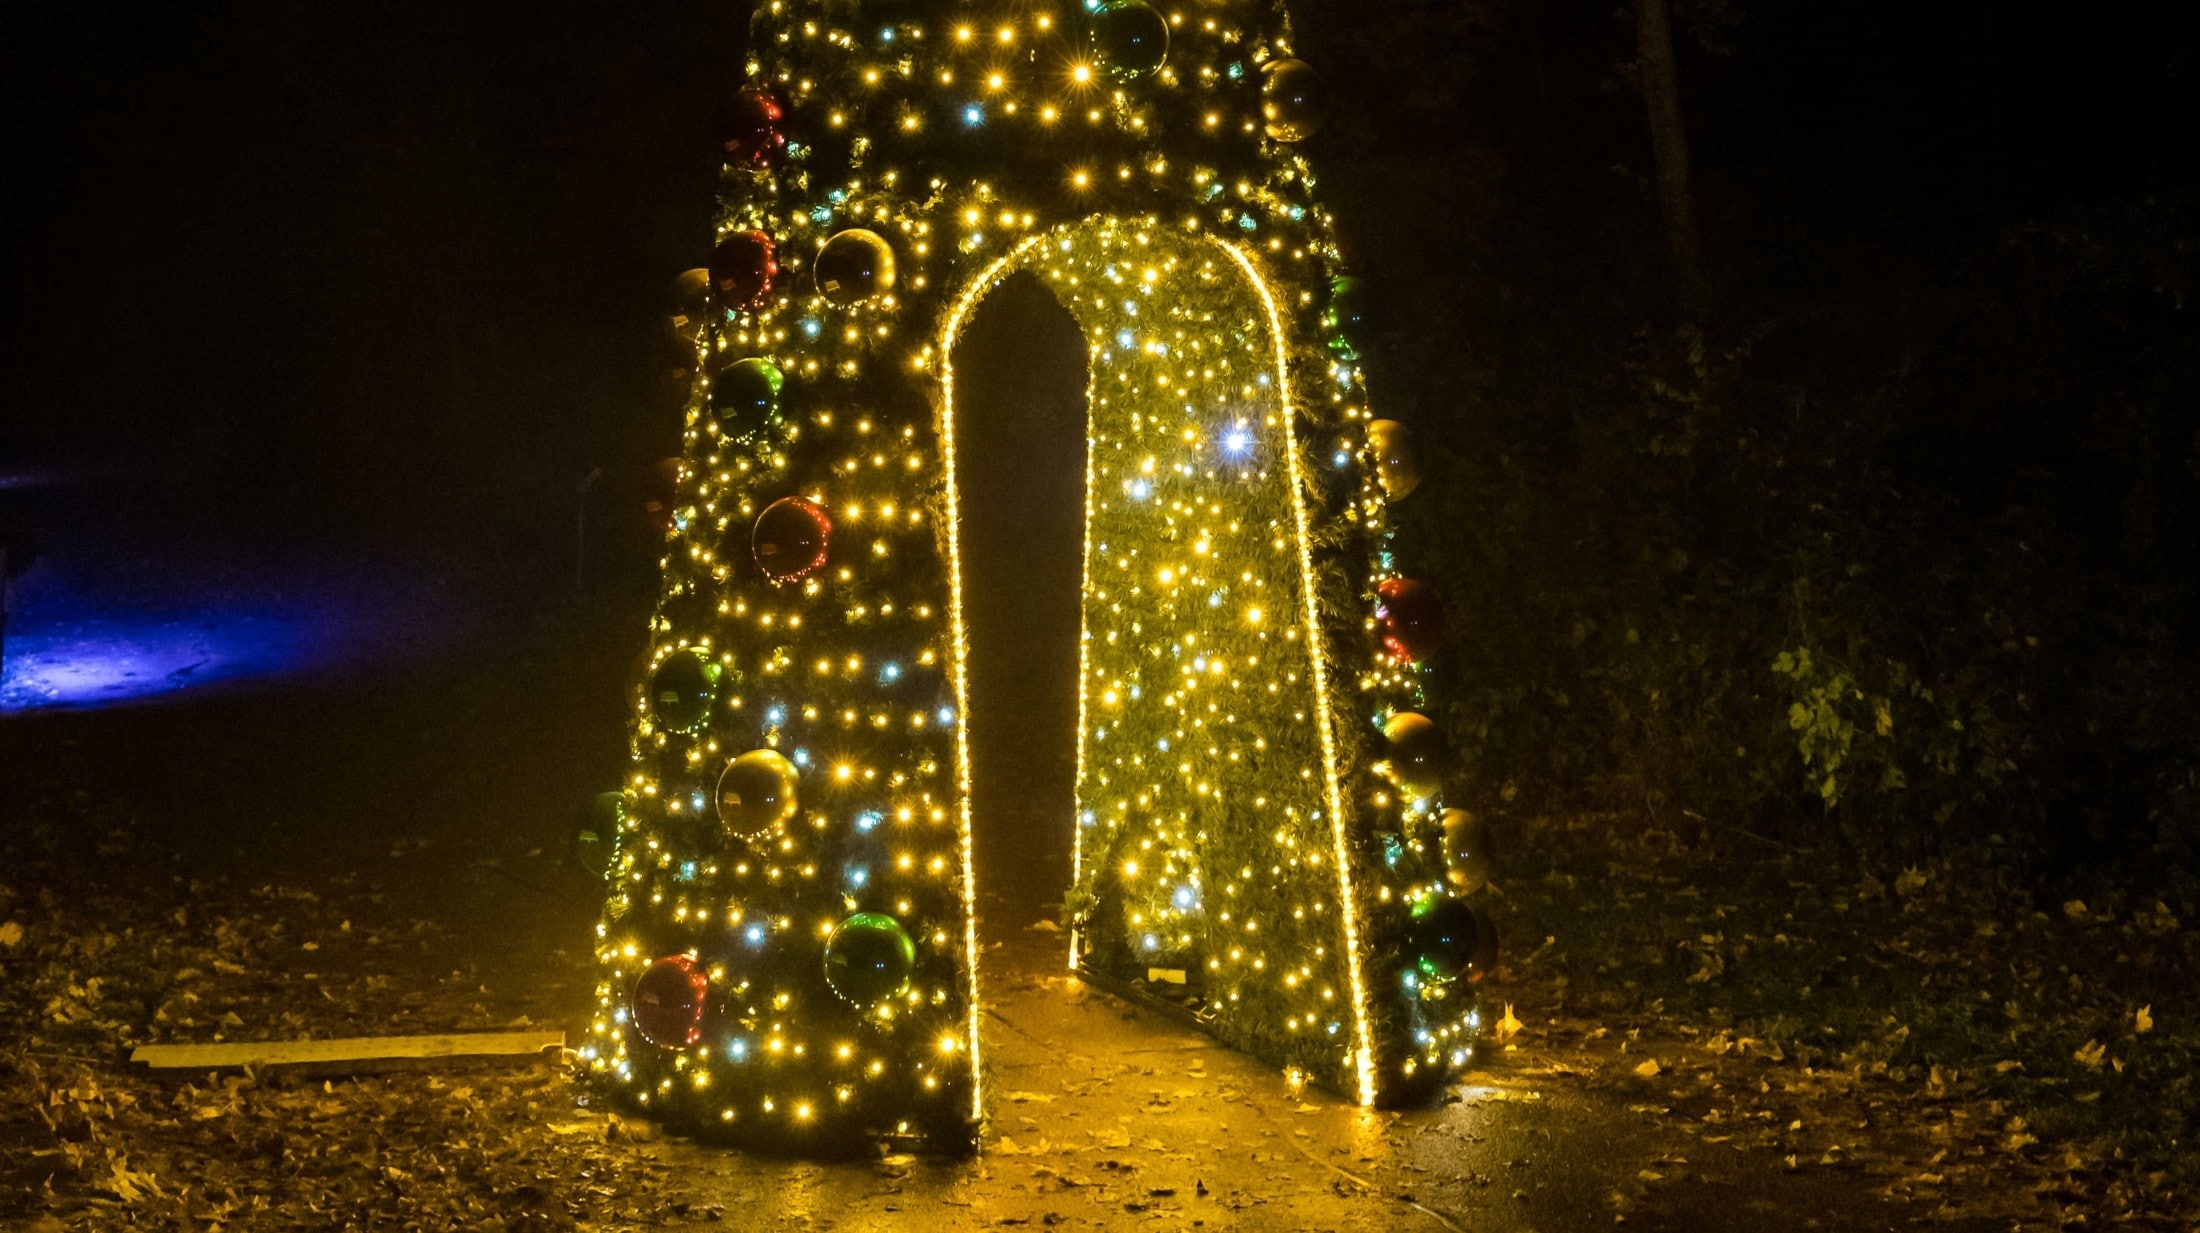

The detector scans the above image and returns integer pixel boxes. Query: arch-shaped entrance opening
[951,272,1087,939]
[942,222,1373,1095]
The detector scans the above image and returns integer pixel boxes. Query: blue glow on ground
[1,479,445,715]
[1,604,329,711]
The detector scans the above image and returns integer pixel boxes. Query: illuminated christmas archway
[942,221,1374,1096]
[585,0,1494,1152]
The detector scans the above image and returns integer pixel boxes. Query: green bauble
[1323,275,1367,361]
[577,790,625,876]
[1261,58,1325,142]
[815,229,897,305]
[649,648,723,734]
[823,912,917,1005]
[1323,275,1368,335]
[1088,1,1169,80]
[716,749,799,842]
[710,358,784,436]
[1406,897,1488,984]
[1379,711,1448,799]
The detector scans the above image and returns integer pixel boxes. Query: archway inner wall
[939,220,1374,1093]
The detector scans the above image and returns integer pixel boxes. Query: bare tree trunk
[1636,0,1705,316]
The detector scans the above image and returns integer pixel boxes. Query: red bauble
[1376,577,1444,662]
[717,87,785,167]
[709,229,778,311]
[630,954,709,1049]
[666,268,712,344]
[752,496,832,583]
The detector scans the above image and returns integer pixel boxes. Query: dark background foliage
[4,0,2197,888]
[1294,0,2200,889]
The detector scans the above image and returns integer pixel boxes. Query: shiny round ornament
[709,358,784,436]
[1376,577,1444,662]
[1380,711,1449,799]
[715,749,799,841]
[814,229,897,305]
[1439,808,1496,892]
[708,229,778,311]
[1322,275,1369,361]
[648,648,723,734]
[577,790,625,877]
[823,911,917,1005]
[1365,419,1423,502]
[1323,275,1369,336]
[1087,1,1169,80]
[630,954,710,1048]
[716,86,785,167]
[1407,898,1495,984]
[1261,58,1326,142]
[643,456,686,527]
[752,496,832,583]
[666,268,712,344]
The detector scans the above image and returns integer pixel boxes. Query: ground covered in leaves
[0,789,672,1230]
[1499,814,2200,1229]
[3,683,2198,1229]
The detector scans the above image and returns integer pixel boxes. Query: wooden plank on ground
[130,1030,566,1074]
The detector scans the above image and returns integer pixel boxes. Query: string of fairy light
[581,0,1498,1148]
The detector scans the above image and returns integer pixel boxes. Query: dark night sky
[2,1,2194,575]
[2,3,742,558]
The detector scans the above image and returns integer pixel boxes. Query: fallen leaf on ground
[1632,1059,1661,1078]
